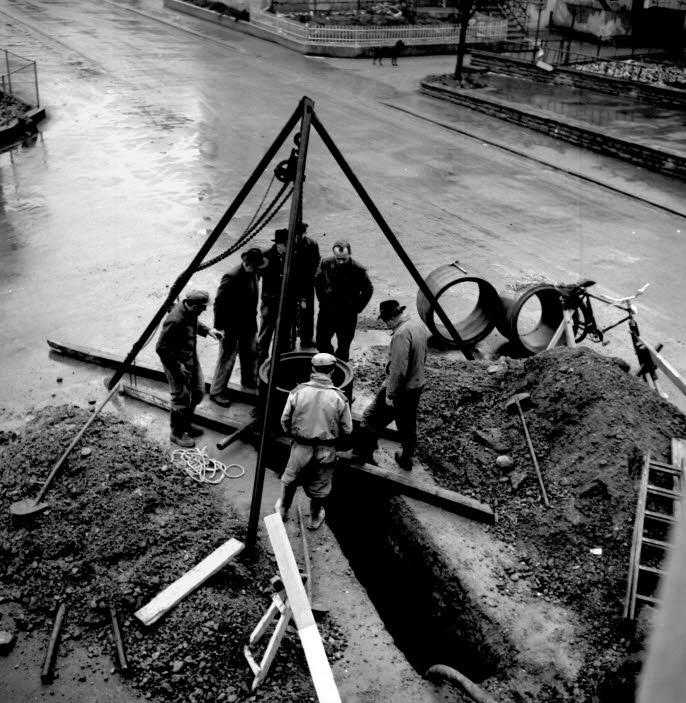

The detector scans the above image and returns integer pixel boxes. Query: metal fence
[252,10,508,45]
[1,49,40,108]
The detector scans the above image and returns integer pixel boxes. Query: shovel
[10,384,120,518]
[505,392,550,508]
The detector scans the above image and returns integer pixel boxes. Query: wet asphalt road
[1,0,685,413]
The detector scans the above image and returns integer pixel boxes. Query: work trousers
[162,361,204,413]
[210,329,257,395]
[362,384,424,458]
[297,294,315,346]
[257,300,277,364]
[281,442,337,499]
[316,307,357,362]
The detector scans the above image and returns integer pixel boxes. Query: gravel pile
[0,407,347,701]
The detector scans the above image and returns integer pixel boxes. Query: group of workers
[156,223,430,530]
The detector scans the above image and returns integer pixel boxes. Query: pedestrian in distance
[314,239,373,362]
[352,299,429,470]
[209,247,268,408]
[156,290,224,448]
[276,352,353,530]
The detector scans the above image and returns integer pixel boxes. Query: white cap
[312,352,336,367]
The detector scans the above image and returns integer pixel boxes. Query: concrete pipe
[258,351,353,426]
[500,283,564,356]
[416,262,505,346]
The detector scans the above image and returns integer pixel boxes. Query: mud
[0,407,347,702]
[350,344,686,701]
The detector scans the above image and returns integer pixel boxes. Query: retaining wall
[420,81,686,181]
[471,51,686,110]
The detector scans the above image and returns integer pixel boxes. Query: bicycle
[555,280,660,388]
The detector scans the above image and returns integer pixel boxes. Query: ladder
[624,451,685,620]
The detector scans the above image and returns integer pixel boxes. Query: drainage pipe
[416,262,505,346]
[425,664,500,703]
[500,283,565,355]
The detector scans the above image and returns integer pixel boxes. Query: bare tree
[452,0,479,82]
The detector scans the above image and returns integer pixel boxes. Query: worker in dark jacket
[209,247,267,407]
[156,290,223,448]
[257,224,321,363]
[314,240,373,362]
[353,300,429,470]
[293,222,320,349]
[277,352,353,530]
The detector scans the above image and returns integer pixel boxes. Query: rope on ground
[170,446,245,484]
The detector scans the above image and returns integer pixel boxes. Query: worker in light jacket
[353,299,429,470]
[277,352,353,530]
[156,290,223,448]
[314,239,373,362]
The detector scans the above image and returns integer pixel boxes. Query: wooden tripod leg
[547,318,567,350]
[563,310,577,347]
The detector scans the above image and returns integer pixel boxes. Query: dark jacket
[261,236,321,303]
[315,257,373,313]
[156,300,209,377]
[213,263,259,332]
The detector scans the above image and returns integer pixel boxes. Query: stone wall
[471,51,686,110]
[420,81,686,181]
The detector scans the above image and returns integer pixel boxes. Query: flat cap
[185,290,210,305]
[312,352,336,367]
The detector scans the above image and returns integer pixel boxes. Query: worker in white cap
[277,352,353,530]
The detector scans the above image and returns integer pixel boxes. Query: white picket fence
[251,11,508,46]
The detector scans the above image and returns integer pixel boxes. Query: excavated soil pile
[354,344,686,700]
[0,407,347,702]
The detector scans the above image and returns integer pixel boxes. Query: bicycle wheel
[571,301,601,343]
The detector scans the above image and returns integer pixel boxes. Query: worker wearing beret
[156,290,223,447]
[277,352,352,530]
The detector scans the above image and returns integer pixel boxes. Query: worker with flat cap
[314,239,373,362]
[210,247,268,407]
[277,352,353,530]
[353,299,429,470]
[156,289,223,447]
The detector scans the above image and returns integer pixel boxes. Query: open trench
[324,470,514,685]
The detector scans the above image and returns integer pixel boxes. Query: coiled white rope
[170,446,245,484]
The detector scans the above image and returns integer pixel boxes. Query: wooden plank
[672,438,686,472]
[264,513,341,703]
[47,339,259,403]
[121,384,250,434]
[637,337,686,398]
[337,456,495,525]
[135,538,244,626]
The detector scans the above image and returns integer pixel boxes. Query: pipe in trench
[426,664,501,703]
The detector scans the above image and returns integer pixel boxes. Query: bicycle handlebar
[588,283,649,306]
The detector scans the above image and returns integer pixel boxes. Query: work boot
[308,500,326,531]
[210,393,232,408]
[170,411,195,448]
[394,450,413,471]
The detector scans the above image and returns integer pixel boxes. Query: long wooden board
[264,513,341,703]
[337,456,495,524]
[47,339,259,403]
[135,538,244,626]
[121,384,250,434]
[47,339,394,436]
[637,337,686,398]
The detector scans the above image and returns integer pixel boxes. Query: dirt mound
[353,345,686,700]
[0,407,346,702]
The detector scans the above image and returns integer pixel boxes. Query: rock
[496,455,514,470]
[510,469,528,491]
[80,448,92,457]
[473,428,509,454]
[0,630,17,655]
[172,660,185,673]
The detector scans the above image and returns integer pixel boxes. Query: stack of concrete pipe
[416,262,565,355]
